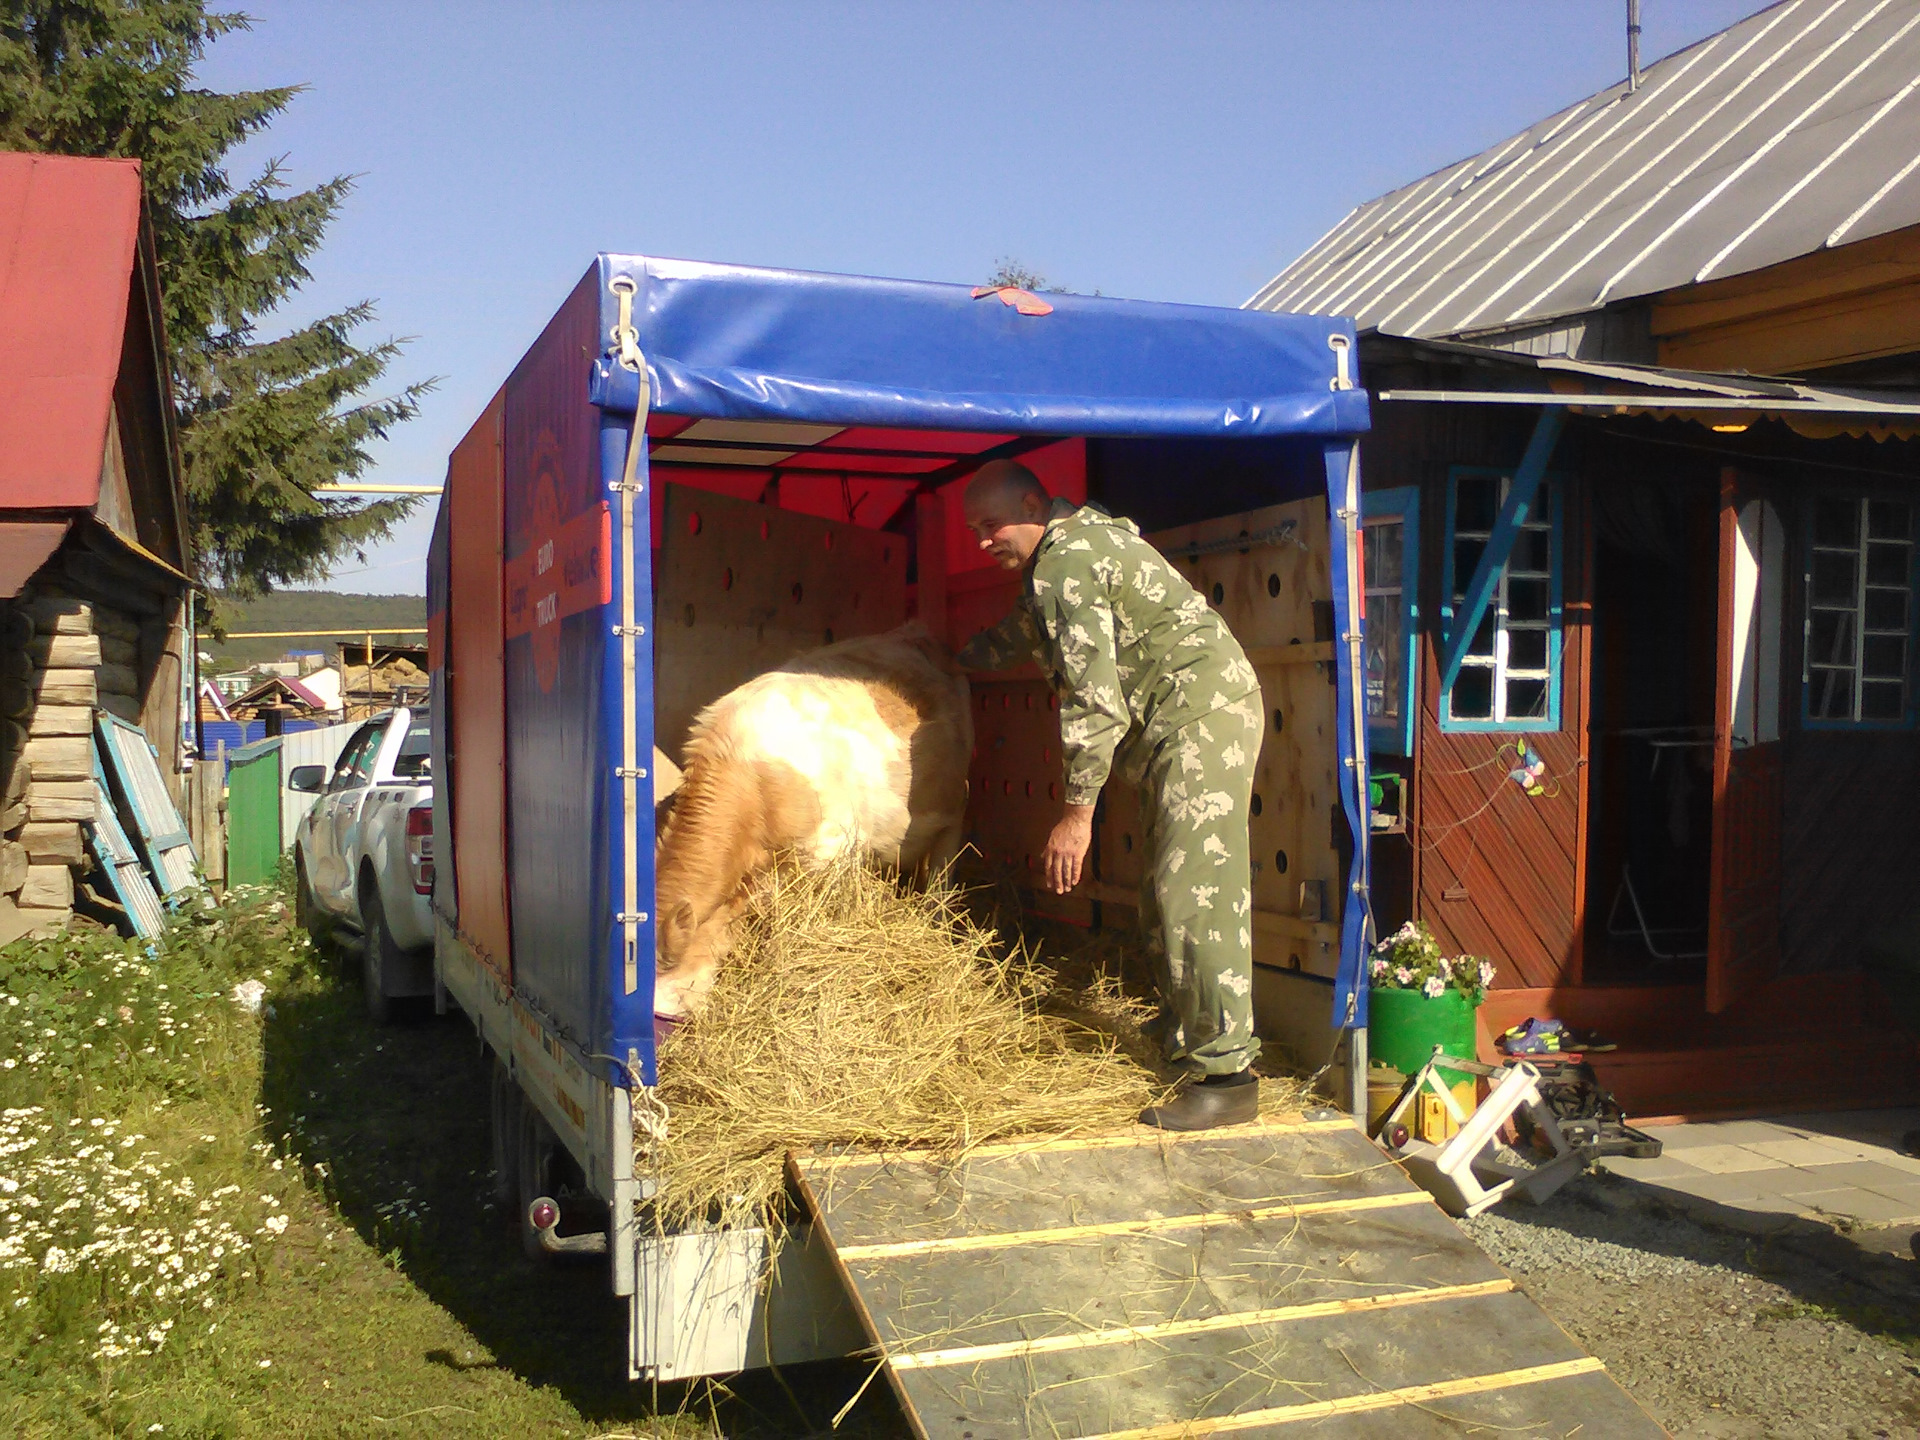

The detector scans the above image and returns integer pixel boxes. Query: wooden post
[196,738,228,891]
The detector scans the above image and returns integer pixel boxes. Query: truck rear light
[407,803,434,894]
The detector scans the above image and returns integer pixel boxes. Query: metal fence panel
[225,739,282,888]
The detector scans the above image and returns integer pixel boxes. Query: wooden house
[1247,0,1920,1117]
[0,152,195,937]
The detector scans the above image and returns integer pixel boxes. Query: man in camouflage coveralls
[957,461,1264,1130]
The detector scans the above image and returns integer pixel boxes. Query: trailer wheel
[516,1104,560,1263]
[489,1060,521,1209]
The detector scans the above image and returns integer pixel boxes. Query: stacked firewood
[0,590,147,930]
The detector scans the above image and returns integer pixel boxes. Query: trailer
[423,257,1660,1434]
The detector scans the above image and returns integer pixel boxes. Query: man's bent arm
[956,609,1039,672]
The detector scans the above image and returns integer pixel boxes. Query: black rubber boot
[1138,1071,1260,1131]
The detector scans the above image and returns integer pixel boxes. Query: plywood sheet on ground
[791,1113,1662,1438]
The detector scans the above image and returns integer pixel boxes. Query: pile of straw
[643,861,1172,1232]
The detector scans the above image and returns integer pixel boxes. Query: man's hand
[1042,804,1096,895]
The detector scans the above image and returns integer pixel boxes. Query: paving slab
[1671,1142,1779,1174]
[1777,1158,1920,1193]
[1594,1153,1708,1183]
[1786,1187,1920,1225]
[1652,1169,1784,1205]
[1858,1179,1920,1209]
[1741,1136,1866,1166]
[1654,1119,1799,1148]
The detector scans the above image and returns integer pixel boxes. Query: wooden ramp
[790,1114,1665,1438]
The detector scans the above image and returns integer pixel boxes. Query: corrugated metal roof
[1369,336,1920,439]
[0,152,145,508]
[1249,0,1920,338]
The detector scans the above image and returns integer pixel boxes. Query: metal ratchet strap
[610,276,648,1002]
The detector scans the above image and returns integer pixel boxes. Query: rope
[627,1054,672,1163]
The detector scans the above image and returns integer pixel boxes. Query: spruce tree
[0,1,432,598]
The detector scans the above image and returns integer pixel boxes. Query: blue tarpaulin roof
[590,255,1370,439]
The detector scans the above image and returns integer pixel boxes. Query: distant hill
[200,592,427,671]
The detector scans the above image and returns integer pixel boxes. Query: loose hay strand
[645,860,1171,1232]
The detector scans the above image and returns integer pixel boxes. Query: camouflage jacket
[957,501,1259,805]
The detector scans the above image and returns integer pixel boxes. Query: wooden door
[1706,469,1785,1013]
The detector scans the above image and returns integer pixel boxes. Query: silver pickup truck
[288,708,435,1020]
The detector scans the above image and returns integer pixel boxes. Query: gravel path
[1460,1172,1920,1438]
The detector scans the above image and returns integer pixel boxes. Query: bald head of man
[962,461,1056,570]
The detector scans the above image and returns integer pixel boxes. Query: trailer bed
[790,1114,1664,1437]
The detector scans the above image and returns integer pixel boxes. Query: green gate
[225,739,282,888]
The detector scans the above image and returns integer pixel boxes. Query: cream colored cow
[651,625,971,1021]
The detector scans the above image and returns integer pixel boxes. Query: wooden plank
[95,714,198,900]
[1077,1360,1610,1438]
[896,1294,1656,1438]
[794,1116,1657,1437]
[19,864,71,909]
[18,821,82,864]
[87,743,165,937]
[799,1119,1413,1252]
[834,1190,1431,1261]
[814,1199,1505,1358]
[889,1277,1514,1369]
[807,1113,1352,1170]
[26,633,100,669]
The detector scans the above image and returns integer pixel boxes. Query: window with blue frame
[1442,467,1562,731]
[1804,493,1915,727]
[1362,488,1419,755]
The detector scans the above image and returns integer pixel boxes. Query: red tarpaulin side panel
[0,153,143,508]
[0,522,70,597]
[449,388,512,980]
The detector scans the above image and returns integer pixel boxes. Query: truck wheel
[489,1060,521,1209]
[359,879,401,1024]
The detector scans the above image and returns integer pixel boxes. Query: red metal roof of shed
[0,152,144,509]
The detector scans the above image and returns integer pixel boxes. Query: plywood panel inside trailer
[652,484,911,764]
[447,388,512,979]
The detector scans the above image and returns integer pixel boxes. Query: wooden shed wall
[1765,460,1920,977]
[1362,400,1592,991]
[1782,732,1920,973]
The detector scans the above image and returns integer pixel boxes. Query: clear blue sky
[197,1,1764,594]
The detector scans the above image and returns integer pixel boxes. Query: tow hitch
[527,1195,609,1257]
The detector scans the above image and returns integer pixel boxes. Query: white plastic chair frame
[1381,1047,1587,1218]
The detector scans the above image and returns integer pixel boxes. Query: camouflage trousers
[1133,692,1263,1077]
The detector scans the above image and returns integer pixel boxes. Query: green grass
[0,885,898,1438]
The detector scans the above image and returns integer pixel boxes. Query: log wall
[0,579,168,938]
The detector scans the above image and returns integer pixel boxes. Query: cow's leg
[919,816,966,886]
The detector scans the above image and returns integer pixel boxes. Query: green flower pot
[1368,985,1479,1090]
